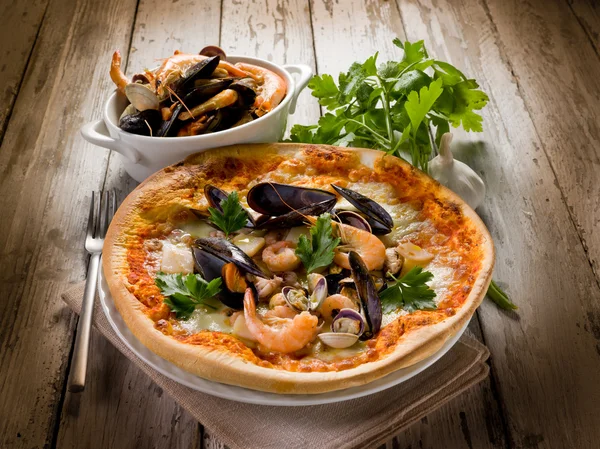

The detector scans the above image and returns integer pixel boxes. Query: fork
[68,190,116,393]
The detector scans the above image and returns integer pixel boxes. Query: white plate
[98,265,467,406]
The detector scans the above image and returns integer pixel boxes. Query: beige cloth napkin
[62,283,489,449]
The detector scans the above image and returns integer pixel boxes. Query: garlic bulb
[428,133,486,210]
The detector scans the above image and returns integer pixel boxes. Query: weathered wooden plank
[568,0,600,55]
[0,0,138,447]
[485,0,600,282]
[55,0,222,447]
[0,0,48,141]
[220,0,319,130]
[395,0,600,446]
[309,1,507,447]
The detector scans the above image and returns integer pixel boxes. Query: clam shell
[125,83,159,111]
[319,332,359,349]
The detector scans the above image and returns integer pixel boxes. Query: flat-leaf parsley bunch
[289,39,489,172]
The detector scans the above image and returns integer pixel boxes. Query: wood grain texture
[395,0,600,446]
[310,1,507,448]
[0,0,137,446]
[55,0,223,447]
[0,0,47,141]
[568,0,600,55]
[484,0,600,283]
[220,0,319,130]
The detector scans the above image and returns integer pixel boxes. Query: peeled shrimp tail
[110,50,129,94]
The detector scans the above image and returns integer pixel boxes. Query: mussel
[228,78,258,108]
[195,237,270,279]
[192,248,246,309]
[184,78,234,106]
[156,103,183,137]
[334,210,371,233]
[174,55,220,95]
[331,184,393,234]
[254,199,337,229]
[319,308,366,349]
[248,183,336,216]
[119,109,161,136]
[282,273,327,312]
[349,251,382,339]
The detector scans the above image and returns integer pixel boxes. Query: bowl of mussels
[80,45,312,182]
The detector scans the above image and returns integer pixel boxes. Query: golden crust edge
[102,143,494,394]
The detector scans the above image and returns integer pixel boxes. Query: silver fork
[68,190,116,392]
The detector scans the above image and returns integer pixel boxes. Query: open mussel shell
[247,183,337,216]
[193,247,225,281]
[174,55,220,95]
[331,184,393,233]
[325,271,350,295]
[334,210,372,233]
[203,185,255,228]
[184,78,234,106]
[119,109,161,136]
[193,249,244,309]
[125,83,160,111]
[229,78,257,108]
[200,45,226,59]
[349,251,382,339]
[254,198,336,229]
[156,103,183,137]
[195,237,270,279]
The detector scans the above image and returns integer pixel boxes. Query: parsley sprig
[208,191,248,237]
[156,272,222,319]
[380,267,437,313]
[288,38,488,172]
[295,213,341,273]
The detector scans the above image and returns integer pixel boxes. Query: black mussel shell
[331,184,393,231]
[119,109,161,136]
[334,210,372,232]
[255,198,336,229]
[183,78,234,107]
[229,78,257,108]
[200,45,226,59]
[193,248,243,309]
[232,110,254,128]
[204,184,255,228]
[195,237,269,278]
[325,270,351,295]
[156,103,183,137]
[349,251,382,339]
[247,183,336,216]
[174,55,220,95]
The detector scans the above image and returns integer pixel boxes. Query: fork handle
[68,252,101,392]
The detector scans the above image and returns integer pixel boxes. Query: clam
[247,183,337,216]
[319,308,365,349]
[331,184,393,234]
[349,251,382,339]
[195,237,270,278]
[118,109,161,136]
[200,45,227,59]
[125,83,160,111]
[282,273,328,312]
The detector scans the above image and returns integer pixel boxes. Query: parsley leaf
[295,213,341,273]
[208,191,248,237]
[380,267,437,313]
[156,272,222,319]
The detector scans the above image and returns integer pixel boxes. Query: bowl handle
[80,120,140,163]
[282,64,313,115]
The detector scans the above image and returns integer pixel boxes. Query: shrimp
[264,305,298,320]
[333,222,386,271]
[318,294,359,320]
[236,62,287,116]
[178,89,238,121]
[110,50,129,94]
[243,288,319,353]
[262,241,301,272]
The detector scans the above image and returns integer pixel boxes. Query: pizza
[103,143,494,394]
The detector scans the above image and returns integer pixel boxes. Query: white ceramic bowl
[81,56,312,182]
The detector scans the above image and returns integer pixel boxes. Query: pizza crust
[103,143,494,394]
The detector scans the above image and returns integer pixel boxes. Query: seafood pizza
[103,143,494,394]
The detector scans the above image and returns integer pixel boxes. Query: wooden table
[1,0,599,447]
